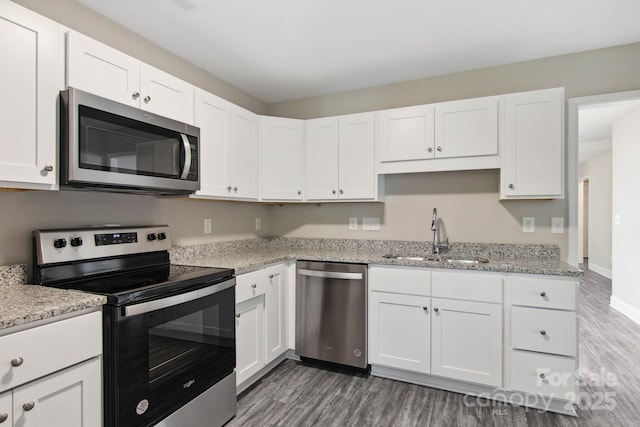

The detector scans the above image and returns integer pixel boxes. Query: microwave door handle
[180,134,192,180]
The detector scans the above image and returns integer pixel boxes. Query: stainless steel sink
[382,254,489,264]
[446,257,490,264]
[382,254,432,261]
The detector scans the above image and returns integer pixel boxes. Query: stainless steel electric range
[31,225,236,427]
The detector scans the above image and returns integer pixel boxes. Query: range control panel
[34,225,172,265]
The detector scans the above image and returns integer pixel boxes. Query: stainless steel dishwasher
[295,261,367,369]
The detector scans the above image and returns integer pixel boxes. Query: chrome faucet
[431,208,449,254]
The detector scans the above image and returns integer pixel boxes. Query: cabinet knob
[236,313,241,318]
[540,291,547,297]
[332,190,336,194]
[43,165,54,172]
[436,146,442,152]
[22,401,35,412]
[11,356,24,367]
[268,274,275,279]
[339,189,344,195]
[144,95,151,103]
[540,330,547,336]
[427,147,433,153]
[233,186,238,192]
[508,184,515,190]
[422,306,428,312]
[433,307,439,313]
[0,413,8,423]
[539,373,546,379]
[226,186,232,191]
[251,283,257,288]
[132,91,140,99]
[297,190,301,195]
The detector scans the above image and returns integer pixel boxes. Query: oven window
[78,105,182,178]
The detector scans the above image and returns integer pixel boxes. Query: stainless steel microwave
[60,88,200,195]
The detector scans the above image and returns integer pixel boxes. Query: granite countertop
[0,265,107,332]
[170,238,583,277]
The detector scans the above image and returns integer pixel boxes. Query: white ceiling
[579,100,640,164]
[76,0,640,104]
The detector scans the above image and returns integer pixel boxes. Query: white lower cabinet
[235,263,288,389]
[431,298,502,386]
[0,390,12,425]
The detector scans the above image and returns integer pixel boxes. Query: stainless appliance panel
[295,261,367,369]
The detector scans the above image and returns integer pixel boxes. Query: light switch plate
[349,217,358,230]
[522,217,535,233]
[362,217,380,231]
[551,217,564,234]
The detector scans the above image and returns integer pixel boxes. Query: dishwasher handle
[297,268,363,280]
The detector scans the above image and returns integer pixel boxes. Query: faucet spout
[431,208,448,254]
[431,208,437,232]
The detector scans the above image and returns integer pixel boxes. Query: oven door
[104,278,235,427]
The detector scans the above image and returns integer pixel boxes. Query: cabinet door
[434,97,498,159]
[228,107,260,199]
[305,117,340,200]
[261,117,304,200]
[66,31,140,108]
[431,298,502,387]
[193,89,233,198]
[339,113,375,199]
[12,357,101,427]
[0,2,60,188]
[236,296,265,386]
[378,105,435,162]
[264,264,286,363]
[140,63,194,124]
[0,390,11,426]
[501,88,564,199]
[368,292,430,373]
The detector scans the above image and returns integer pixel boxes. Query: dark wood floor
[227,264,640,426]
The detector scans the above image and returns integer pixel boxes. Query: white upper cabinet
[305,113,379,201]
[261,117,304,201]
[0,1,61,190]
[500,88,564,199]
[434,96,498,158]
[193,88,259,200]
[378,105,435,162]
[66,31,194,124]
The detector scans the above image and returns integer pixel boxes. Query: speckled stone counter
[0,264,107,331]
[170,238,583,277]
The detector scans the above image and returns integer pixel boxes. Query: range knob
[157,232,167,241]
[147,233,157,241]
[70,237,83,247]
[53,238,67,249]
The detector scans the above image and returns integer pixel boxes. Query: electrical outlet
[349,217,358,230]
[522,217,535,233]
[362,217,381,231]
[255,218,261,231]
[204,219,212,234]
[551,217,564,234]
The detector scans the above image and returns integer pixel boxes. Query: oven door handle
[180,133,192,180]
[123,278,235,317]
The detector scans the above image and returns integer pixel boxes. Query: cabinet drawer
[369,266,430,296]
[511,307,576,356]
[510,275,577,310]
[236,269,266,303]
[0,311,102,393]
[431,270,502,303]
[510,350,577,400]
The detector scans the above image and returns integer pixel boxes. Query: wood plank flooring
[227,265,640,426]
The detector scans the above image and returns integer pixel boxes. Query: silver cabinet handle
[332,190,336,195]
[23,401,35,411]
[298,269,363,280]
[233,186,238,192]
[422,306,428,312]
[427,147,433,153]
[339,189,344,194]
[144,95,151,103]
[540,291,547,297]
[540,330,547,336]
[236,313,241,318]
[132,91,140,99]
[436,146,442,152]
[251,284,257,288]
[297,190,301,195]
[179,134,192,180]
[0,412,8,423]
[11,357,24,367]
[508,184,515,190]
[43,165,54,172]
[227,186,232,191]
[433,307,439,313]
[268,274,275,279]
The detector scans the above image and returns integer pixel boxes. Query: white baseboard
[588,263,612,279]
[610,296,640,326]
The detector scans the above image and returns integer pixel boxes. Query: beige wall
[579,152,612,275]
[0,190,269,267]
[12,0,267,114]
